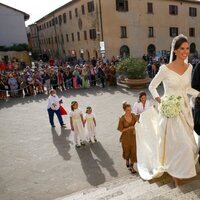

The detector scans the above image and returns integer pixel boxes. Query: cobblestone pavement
[0,85,156,200]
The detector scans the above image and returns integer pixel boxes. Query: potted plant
[117,57,150,88]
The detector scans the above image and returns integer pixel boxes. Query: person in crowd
[84,106,97,143]
[47,89,66,128]
[117,102,139,173]
[8,74,18,97]
[108,63,117,86]
[81,66,89,88]
[89,65,96,86]
[133,91,150,115]
[69,101,85,148]
[57,69,65,91]
[97,64,106,88]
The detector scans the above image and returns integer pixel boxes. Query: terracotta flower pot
[119,78,151,88]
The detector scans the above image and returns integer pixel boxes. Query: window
[170,27,178,37]
[48,38,51,44]
[47,22,49,28]
[120,26,127,38]
[189,7,197,17]
[52,18,55,26]
[89,29,96,39]
[55,17,58,24]
[88,1,95,13]
[148,27,154,37]
[116,0,128,12]
[82,5,85,15]
[69,11,72,19]
[55,36,57,44]
[63,13,66,23]
[75,8,78,17]
[77,32,80,41]
[147,2,153,13]
[72,33,74,41]
[66,34,69,42]
[49,21,51,27]
[169,5,178,15]
[58,15,62,24]
[84,30,87,40]
[61,34,64,43]
[189,28,195,37]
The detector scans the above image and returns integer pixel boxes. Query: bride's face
[174,42,189,61]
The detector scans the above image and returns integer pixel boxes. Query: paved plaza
[0,85,156,200]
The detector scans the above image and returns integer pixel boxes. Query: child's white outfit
[85,113,96,142]
[69,108,85,146]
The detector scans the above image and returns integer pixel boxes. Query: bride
[136,34,200,187]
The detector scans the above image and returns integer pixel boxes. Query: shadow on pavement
[90,142,118,177]
[76,145,106,186]
[51,128,72,161]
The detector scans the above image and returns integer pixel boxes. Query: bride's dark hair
[172,37,188,61]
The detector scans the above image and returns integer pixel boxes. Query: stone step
[176,187,200,200]
[56,174,140,200]
[131,182,175,200]
[67,178,147,200]
[150,180,200,200]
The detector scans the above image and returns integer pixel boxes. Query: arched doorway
[85,50,90,61]
[120,45,130,58]
[93,50,98,59]
[190,43,196,54]
[147,44,156,56]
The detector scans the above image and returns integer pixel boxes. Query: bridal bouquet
[160,95,182,118]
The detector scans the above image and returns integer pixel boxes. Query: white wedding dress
[135,64,199,180]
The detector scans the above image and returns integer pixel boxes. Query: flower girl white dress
[136,64,199,180]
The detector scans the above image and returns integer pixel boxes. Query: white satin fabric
[135,64,199,180]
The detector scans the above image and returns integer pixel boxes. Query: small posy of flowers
[160,95,182,118]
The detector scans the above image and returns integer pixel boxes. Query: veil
[169,34,188,64]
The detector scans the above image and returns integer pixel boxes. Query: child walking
[84,107,97,143]
[69,101,85,148]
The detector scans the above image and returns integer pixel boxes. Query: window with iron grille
[116,0,128,12]
[189,7,197,17]
[63,13,66,23]
[84,30,87,40]
[147,2,153,14]
[82,5,85,15]
[148,27,154,37]
[66,34,69,42]
[77,32,80,41]
[170,27,178,37]
[69,11,72,19]
[120,26,127,38]
[169,5,178,15]
[75,8,78,17]
[89,29,96,39]
[88,1,95,13]
[189,28,195,37]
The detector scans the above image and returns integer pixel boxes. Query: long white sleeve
[186,64,199,97]
[148,65,165,99]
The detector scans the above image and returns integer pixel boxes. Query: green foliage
[0,43,29,51]
[117,57,147,79]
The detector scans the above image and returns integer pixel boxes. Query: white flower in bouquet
[160,95,182,118]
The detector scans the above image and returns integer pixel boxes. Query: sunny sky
[0,0,71,26]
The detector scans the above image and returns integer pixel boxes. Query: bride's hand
[155,97,161,104]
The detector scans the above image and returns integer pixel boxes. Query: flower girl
[69,101,85,148]
[84,106,97,143]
